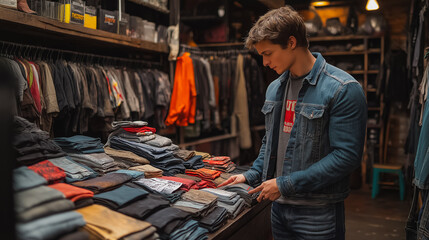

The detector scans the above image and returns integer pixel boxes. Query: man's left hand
[248,178,281,202]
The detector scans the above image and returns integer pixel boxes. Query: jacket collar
[279,52,326,86]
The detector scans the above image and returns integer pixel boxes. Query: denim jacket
[243,53,367,204]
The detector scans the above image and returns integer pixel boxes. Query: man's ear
[288,36,297,50]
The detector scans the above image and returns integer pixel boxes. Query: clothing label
[283,100,297,133]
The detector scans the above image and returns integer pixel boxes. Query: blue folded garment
[94,185,148,209]
[13,166,47,192]
[113,169,145,179]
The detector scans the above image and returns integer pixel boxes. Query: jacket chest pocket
[297,104,325,138]
[261,101,275,132]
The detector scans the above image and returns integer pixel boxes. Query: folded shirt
[48,183,94,203]
[15,185,65,215]
[16,211,86,240]
[174,149,196,160]
[13,166,47,192]
[49,156,98,183]
[94,185,148,210]
[144,134,173,147]
[183,155,205,170]
[76,204,153,240]
[113,169,145,179]
[129,165,163,178]
[104,146,150,165]
[219,183,259,207]
[194,151,211,160]
[28,160,66,184]
[54,135,104,154]
[71,173,132,194]
[122,126,156,134]
[159,176,197,191]
[199,206,229,233]
[134,177,182,194]
[68,153,119,174]
[217,197,246,219]
[200,188,238,203]
[144,207,191,235]
[17,198,75,223]
[112,121,148,130]
[185,169,221,180]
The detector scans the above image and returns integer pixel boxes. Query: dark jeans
[271,201,345,240]
[406,186,429,240]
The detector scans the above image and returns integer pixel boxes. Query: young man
[218,6,367,239]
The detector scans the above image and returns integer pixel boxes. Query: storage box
[70,0,84,25]
[117,11,130,36]
[84,6,97,29]
[97,8,117,33]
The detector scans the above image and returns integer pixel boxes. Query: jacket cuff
[243,169,261,187]
[276,175,296,196]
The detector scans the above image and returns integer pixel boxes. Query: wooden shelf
[368,70,380,74]
[348,70,365,74]
[127,0,169,14]
[367,88,377,92]
[0,7,169,53]
[368,48,381,53]
[179,133,237,148]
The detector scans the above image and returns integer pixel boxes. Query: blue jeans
[271,202,345,240]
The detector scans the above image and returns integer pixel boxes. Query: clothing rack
[0,40,162,68]
[179,44,252,57]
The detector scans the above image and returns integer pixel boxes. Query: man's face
[253,39,295,75]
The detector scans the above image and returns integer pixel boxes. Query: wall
[298,0,410,50]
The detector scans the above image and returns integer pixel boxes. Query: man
[218,6,367,239]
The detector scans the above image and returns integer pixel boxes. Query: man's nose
[263,57,270,67]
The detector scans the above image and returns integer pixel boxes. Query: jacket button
[310,112,314,118]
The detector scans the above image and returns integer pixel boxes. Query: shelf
[309,35,381,42]
[250,125,265,131]
[368,70,380,74]
[348,70,365,74]
[368,48,381,53]
[0,7,169,53]
[179,133,237,148]
[127,0,169,14]
[367,88,377,92]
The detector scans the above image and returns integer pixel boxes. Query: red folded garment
[207,156,230,161]
[197,180,217,189]
[122,126,156,134]
[159,176,197,191]
[28,160,66,184]
[49,183,94,202]
[203,159,231,165]
[185,169,221,180]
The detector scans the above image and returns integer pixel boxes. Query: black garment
[13,116,66,165]
[139,70,155,120]
[199,206,229,232]
[145,207,191,238]
[192,57,211,132]
[118,193,170,219]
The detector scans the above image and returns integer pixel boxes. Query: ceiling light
[366,0,379,11]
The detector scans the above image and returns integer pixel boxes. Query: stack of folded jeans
[219,183,259,207]
[49,183,95,208]
[128,181,185,203]
[173,149,196,160]
[28,160,66,184]
[118,193,170,220]
[104,146,150,168]
[76,204,155,240]
[68,153,120,174]
[15,185,75,223]
[54,135,104,154]
[16,211,86,240]
[198,206,229,232]
[49,156,98,183]
[71,172,132,194]
[183,155,205,170]
[172,189,218,217]
[144,207,191,240]
[129,164,163,178]
[203,156,236,173]
[185,168,221,180]
[93,185,148,210]
[160,176,198,191]
[200,188,240,205]
[170,219,209,240]
[13,116,66,165]
[106,128,156,145]
[216,197,245,219]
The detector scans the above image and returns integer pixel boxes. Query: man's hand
[248,178,281,202]
[217,174,246,187]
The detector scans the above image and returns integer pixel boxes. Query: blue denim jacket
[243,53,367,204]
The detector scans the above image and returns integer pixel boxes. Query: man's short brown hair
[245,5,308,49]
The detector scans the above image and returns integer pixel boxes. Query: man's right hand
[217,174,246,187]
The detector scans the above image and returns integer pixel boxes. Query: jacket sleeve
[276,81,367,196]
[243,134,266,186]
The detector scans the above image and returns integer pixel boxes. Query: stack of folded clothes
[49,156,98,183]
[198,206,229,232]
[129,164,163,178]
[67,152,119,174]
[118,193,170,220]
[13,116,66,166]
[93,185,148,210]
[13,167,85,240]
[185,168,221,180]
[219,183,259,207]
[128,180,185,203]
[203,156,236,173]
[106,121,156,145]
[134,177,182,194]
[172,189,218,217]
[76,204,157,240]
[173,149,196,160]
[201,188,245,219]
[104,146,150,168]
[144,207,191,239]
[182,155,205,170]
[49,183,95,208]
[54,135,104,154]
[71,172,132,194]
[170,219,209,240]
[194,151,211,160]
[28,160,66,184]
[113,169,145,179]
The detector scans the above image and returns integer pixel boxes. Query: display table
[208,200,272,240]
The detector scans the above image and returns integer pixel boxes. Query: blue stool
[371,164,405,201]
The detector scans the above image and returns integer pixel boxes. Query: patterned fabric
[185,169,221,180]
[28,160,66,184]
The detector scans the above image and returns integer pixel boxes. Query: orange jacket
[165,52,197,126]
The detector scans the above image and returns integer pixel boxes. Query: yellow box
[84,14,97,29]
